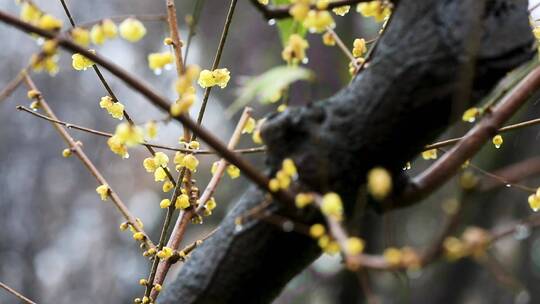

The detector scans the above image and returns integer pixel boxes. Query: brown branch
[21,72,154,248]
[0,10,296,208]
[0,280,36,304]
[400,65,540,205]
[150,108,252,300]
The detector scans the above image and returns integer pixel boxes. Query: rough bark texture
[162,0,533,303]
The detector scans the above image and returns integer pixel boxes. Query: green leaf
[226,65,314,116]
[272,0,307,46]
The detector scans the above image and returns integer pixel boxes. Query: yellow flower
[174,152,185,166]
[139,279,148,286]
[145,121,158,139]
[175,194,190,209]
[242,117,256,134]
[346,237,365,255]
[170,93,195,116]
[443,237,466,260]
[333,5,351,16]
[38,14,63,31]
[276,170,291,189]
[143,157,157,172]
[528,194,540,212]
[295,193,314,208]
[107,135,129,158]
[289,3,310,22]
[188,141,200,150]
[90,24,106,45]
[323,241,340,255]
[462,107,479,123]
[72,53,94,71]
[303,10,335,33]
[268,178,280,192]
[422,149,437,160]
[383,247,403,266]
[154,167,167,182]
[154,152,169,167]
[96,184,109,201]
[258,0,269,4]
[114,122,144,146]
[71,27,90,46]
[62,148,72,158]
[357,1,391,22]
[42,40,58,55]
[282,158,297,176]
[20,2,42,23]
[367,167,392,200]
[253,130,263,144]
[133,232,145,241]
[148,52,174,72]
[316,0,329,9]
[492,134,503,149]
[206,197,217,211]
[321,192,343,219]
[227,165,241,179]
[99,96,124,119]
[352,38,367,58]
[119,18,147,42]
[181,154,199,172]
[102,19,118,38]
[162,181,174,192]
[160,198,171,209]
[309,223,326,238]
[30,54,59,76]
[322,31,336,46]
[282,34,309,64]
[157,247,173,259]
[198,68,231,89]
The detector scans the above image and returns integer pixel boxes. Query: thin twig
[325,26,359,69]
[0,68,26,103]
[16,105,266,154]
[76,14,167,29]
[0,280,37,304]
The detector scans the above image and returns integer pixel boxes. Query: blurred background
[1,0,540,303]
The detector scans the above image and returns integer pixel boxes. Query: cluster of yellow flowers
[99,96,125,120]
[289,0,335,33]
[367,167,392,201]
[268,158,298,192]
[382,246,420,268]
[197,68,231,89]
[90,19,118,45]
[528,188,540,212]
[202,197,218,216]
[352,38,367,58]
[143,152,170,183]
[107,123,144,158]
[309,223,337,255]
[282,34,309,64]
[20,2,63,31]
[174,152,199,172]
[443,227,490,261]
[356,1,392,22]
[30,41,60,75]
[147,52,174,73]
[171,65,201,116]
